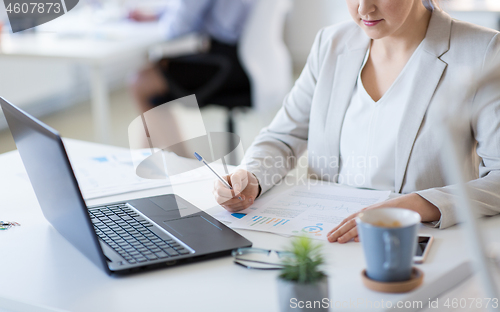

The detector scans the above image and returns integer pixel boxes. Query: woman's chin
[361,29,388,40]
[357,23,389,40]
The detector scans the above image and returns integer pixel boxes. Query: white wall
[0,54,144,130]
[0,59,75,106]
[0,0,350,130]
[447,11,499,30]
[285,0,351,70]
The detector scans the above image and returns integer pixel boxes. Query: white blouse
[338,42,424,191]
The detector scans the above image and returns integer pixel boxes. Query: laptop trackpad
[163,216,223,238]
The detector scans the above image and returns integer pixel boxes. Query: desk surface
[0,20,163,62]
[1,140,499,312]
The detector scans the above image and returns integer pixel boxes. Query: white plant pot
[277,276,329,312]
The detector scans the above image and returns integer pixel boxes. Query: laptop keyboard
[89,204,191,264]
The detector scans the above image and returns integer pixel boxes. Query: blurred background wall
[0,0,350,128]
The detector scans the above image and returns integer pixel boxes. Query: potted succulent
[277,236,329,312]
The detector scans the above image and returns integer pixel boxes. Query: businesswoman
[213,0,500,243]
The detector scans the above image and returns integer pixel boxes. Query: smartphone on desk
[414,235,434,263]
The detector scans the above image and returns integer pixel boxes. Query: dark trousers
[151,39,251,109]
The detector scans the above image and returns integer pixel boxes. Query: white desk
[1,139,499,312]
[0,20,164,143]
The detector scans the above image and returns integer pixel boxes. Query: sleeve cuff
[415,189,459,229]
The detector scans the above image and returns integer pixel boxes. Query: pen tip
[194,152,202,161]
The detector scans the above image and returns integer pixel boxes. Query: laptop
[0,97,252,275]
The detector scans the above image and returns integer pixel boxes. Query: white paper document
[69,148,223,200]
[215,184,391,240]
[68,148,167,199]
[60,140,223,200]
[8,139,227,200]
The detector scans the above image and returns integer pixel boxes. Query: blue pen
[194,152,242,201]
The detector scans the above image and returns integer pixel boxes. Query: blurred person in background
[129,0,255,150]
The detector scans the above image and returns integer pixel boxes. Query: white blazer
[241,9,500,229]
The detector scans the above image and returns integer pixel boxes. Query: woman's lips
[362,19,383,27]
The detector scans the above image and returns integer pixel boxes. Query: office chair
[147,0,293,158]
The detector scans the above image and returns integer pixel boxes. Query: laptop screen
[0,97,109,274]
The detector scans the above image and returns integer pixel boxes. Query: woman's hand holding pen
[213,169,260,212]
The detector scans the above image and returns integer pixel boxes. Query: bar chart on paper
[249,216,291,228]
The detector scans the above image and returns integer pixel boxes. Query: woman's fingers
[337,227,358,244]
[214,177,235,199]
[214,169,249,200]
[213,175,243,204]
[327,219,348,236]
[213,186,245,205]
[216,194,245,206]
[328,218,357,243]
[223,198,254,212]
[327,212,358,236]
[230,169,249,195]
[213,171,251,207]
[213,170,260,212]
[213,181,232,205]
